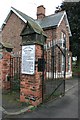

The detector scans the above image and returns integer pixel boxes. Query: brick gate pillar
[20,44,44,106]
[20,21,47,106]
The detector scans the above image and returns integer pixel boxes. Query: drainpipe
[64,37,66,94]
[52,29,54,79]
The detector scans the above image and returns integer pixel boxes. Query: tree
[56,2,80,65]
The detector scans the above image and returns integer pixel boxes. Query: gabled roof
[36,11,71,36]
[36,11,64,28]
[1,7,26,29]
[1,7,71,36]
[10,7,35,23]
[2,7,35,25]
[1,7,46,37]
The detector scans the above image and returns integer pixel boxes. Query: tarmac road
[3,78,78,119]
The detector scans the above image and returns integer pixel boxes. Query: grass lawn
[72,65,80,72]
[72,63,80,75]
[2,91,29,111]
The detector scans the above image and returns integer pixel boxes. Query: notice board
[21,45,35,74]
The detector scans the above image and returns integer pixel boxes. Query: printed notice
[21,45,35,74]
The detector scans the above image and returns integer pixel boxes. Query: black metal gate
[10,56,21,91]
[42,40,66,102]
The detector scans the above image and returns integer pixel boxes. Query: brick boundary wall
[0,50,11,90]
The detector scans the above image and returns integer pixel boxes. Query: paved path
[2,78,78,119]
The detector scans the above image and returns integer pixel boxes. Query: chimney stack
[37,5,45,19]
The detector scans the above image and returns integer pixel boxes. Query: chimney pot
[37,5,45,19]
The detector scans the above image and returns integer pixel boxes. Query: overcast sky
[0,0,63,28]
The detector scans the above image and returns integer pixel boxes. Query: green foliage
[72,64,80,73]
[29,106,37,111]
[2,91,29,109]
[21,102,31,106]
[12,73,20,91]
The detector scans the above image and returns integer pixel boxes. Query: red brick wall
[0,49,11,90]
[0,51,2,89]
[56,18,70,50]
[2,12,25,54]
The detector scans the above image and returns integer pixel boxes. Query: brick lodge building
[0,5,72,90]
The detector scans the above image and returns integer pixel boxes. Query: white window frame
[61,55,64,72]
[60,32,66,48]
[68,56,71,72]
